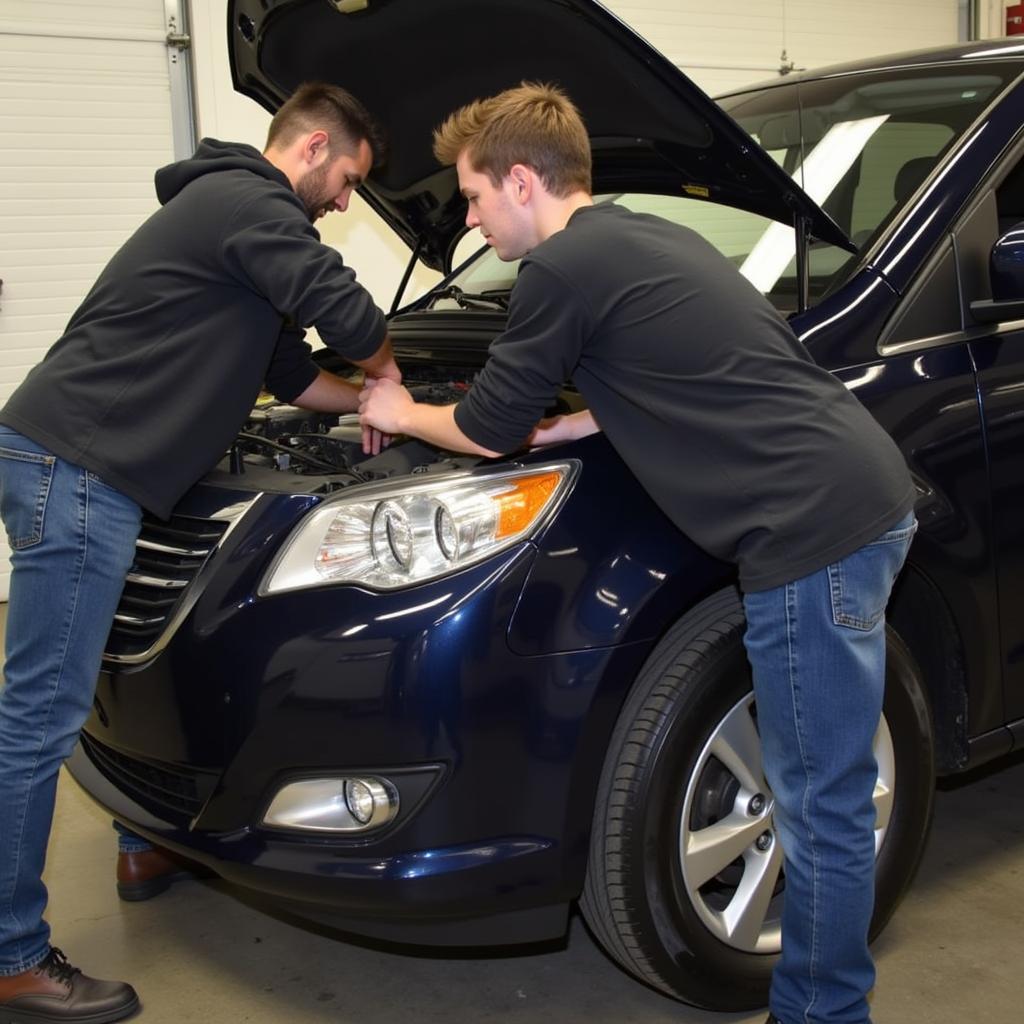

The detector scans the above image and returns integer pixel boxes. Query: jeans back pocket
[828,515,917,631]
[0,446,56,549]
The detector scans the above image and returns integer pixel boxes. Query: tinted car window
[720,67,1010,308]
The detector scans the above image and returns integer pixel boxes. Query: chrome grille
[80,732,217,820]
[103,513,231,662]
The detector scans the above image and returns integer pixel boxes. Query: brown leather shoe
[0,947,138,1024]
[116,845,209,902]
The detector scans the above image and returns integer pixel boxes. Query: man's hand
[358,377,415,454]
[361,425,391,457]
[289,370,397,454]
[356,337,400,454]
[359,380,503,458]
[351,336,401,452]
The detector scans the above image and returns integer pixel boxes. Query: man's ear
[302,130,331,168]
[508,163,533,204]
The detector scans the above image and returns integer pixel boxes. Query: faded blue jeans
[742,512,916,1024]
[112,821,151,854]
[0,427,141,974]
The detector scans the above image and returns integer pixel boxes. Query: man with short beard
[0,82,398,1023]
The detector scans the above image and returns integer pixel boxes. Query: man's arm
[360,260,592,456]
[296,369,394,454]
[358,378,502,457]
[350,333,401,384]
[287,332,401,454]
[223,194,389,366]
[358,382,600,456]
[527,410,600,446]
[291,368,360,413]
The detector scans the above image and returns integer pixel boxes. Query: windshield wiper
[430,284,509,310]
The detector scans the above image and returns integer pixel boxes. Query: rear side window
[719,66,1016,310]
[849,121,954,243]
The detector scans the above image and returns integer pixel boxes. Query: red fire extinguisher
[1008,3,1024,35]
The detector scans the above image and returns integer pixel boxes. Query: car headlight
[259,461,578,593]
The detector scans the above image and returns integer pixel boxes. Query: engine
[221,373,479,493]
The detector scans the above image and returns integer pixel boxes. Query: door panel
[956,173,1024,722]
[971,334,1024,720]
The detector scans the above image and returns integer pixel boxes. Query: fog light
[262,776,399,833]
[344,779,376,824]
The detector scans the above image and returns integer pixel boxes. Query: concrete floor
[39,742,1023,1023]
[4,584,1021,1024]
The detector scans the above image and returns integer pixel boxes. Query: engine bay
[217,369,483,495]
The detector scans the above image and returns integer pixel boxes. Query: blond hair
[433,82,591,197]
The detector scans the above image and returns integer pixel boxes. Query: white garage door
[0,0,193,599]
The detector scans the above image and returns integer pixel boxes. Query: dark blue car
[67,0,1024,1011]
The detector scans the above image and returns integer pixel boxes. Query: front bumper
[66,738,569,944]
[69,519,653,945]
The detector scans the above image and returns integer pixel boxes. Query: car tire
[579,587,935,1010]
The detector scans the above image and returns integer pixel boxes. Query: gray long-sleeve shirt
[455,202,914,592]
[1,139,386,518]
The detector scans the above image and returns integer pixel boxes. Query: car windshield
[434,63,1014,315]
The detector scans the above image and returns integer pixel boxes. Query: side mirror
[970,221,1024,323]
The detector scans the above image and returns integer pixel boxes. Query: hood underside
[229,0,853,270]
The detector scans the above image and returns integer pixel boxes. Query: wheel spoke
[707,700,765,795]
[873,775,894,831]
[684,811,770,889]
[720,836,784,949]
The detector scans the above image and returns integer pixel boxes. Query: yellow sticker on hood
[682,184,710,198]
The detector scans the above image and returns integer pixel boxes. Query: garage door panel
[0,0,178,599]
[0,187,157,208]
[1,51,169,81]
[0,165,168,186]
[3,84,172,109]
[3,249,140,269]
[2,0,164,30]
[1,116,176,137]
[5,209,154,230]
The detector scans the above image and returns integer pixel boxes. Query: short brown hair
[433,82,591,197]
[266,82,385,165]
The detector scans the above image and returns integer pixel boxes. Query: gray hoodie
[0,139,386,517]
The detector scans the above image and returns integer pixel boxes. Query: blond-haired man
[359,82,916,1024]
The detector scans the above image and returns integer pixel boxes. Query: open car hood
[228,0,853,271]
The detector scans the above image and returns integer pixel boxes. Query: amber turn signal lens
[494,471,561,539]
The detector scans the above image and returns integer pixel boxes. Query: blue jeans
[113,821,152,854]
[0,427,141,974]
[742,512,916,1024]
